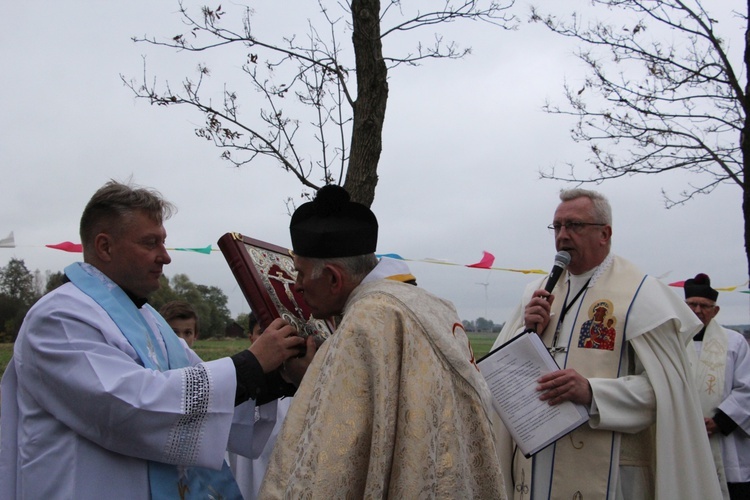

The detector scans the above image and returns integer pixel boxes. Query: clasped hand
[249,318,306,373]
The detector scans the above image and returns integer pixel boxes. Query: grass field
[1,343,12,378]
[0,333,496,379]
[191,333,499,361]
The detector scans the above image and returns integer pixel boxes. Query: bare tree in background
[122,0,515,207]
[532,0,750,277]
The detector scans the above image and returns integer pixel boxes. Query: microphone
[522,251,572,334]
[544,251,571,294]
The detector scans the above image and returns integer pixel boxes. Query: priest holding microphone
[492,188,721,500]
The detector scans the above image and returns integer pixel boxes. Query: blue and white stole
[65,263,242,500]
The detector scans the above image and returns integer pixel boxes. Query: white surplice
[0,282,269,499]
[691,320,750,486]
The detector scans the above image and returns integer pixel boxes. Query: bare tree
[122,0,515,207]
[532,0,750,276]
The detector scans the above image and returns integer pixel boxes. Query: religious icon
[578,299,616,351]
[218,232,334,343]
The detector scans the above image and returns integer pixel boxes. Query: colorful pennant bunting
[670,280,749,292]
[1,234,747,289]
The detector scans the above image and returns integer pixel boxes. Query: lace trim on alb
[162,364,211,464]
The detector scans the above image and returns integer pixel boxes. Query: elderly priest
[260,185,507,499]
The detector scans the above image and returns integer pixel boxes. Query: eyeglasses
[685,301,717,311]
[547,222,607,234]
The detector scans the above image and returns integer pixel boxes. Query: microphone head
[554,251,571,269]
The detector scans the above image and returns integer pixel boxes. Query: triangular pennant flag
[172,245,213,255]
[46,241,83,253]
[376,253,405,260]
[467,251,495,269]
[0,231,15,248]
[668,280,686,288]
[717,280,749,292]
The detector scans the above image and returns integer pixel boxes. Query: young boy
[159,300,200,347]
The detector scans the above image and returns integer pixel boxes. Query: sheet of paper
[478,332,589,457]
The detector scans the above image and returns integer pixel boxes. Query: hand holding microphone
[524,251,571,333]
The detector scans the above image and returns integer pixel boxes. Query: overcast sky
[2,1,748,327]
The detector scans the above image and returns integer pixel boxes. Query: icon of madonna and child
[578,299,617,351]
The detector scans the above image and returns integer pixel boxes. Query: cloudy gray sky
[2,1,748,326]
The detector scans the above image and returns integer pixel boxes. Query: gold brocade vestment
[260,279,507,499]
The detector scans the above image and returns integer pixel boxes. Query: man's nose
[157,245,171,264]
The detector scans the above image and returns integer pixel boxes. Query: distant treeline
[463,318,504,334]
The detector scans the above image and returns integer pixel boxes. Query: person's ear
[324,264,345,293]
[93,233,114,262]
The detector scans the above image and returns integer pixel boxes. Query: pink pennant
[668,280,686,288]
[466,251,495,269]
[46,241,83,253]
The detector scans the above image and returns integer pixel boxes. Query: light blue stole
[65,263,242,499]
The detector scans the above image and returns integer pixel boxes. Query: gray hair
[559,188,612,225]
[309,254,379,282]
[80,180,175,254]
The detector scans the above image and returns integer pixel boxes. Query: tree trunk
[344,0,388,208]
[744,0,750,283]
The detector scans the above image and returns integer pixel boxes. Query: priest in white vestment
[259,185,507,499]
[0,181,315,499]
[683,273,750,500]
[492,188,721,500]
